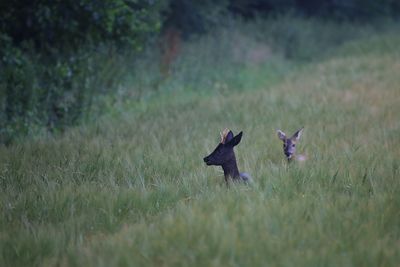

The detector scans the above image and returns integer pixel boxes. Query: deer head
[203,129,244,182]
[276,127,304,161]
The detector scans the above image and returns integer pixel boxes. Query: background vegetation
[1,0,400,143]
[1,1,400,266]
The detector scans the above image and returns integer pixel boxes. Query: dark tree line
[166,0,400,36]
[228,0,400,19]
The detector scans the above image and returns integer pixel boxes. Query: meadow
[1,18,400,266]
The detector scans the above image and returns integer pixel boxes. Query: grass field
[1,21,400,266]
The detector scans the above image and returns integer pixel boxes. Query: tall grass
[1,17,400,266]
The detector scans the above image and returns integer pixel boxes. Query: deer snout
[203,156,211,165]
[285,145,296,159]
[285,150,293,159]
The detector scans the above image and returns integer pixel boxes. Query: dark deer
[276,127,306,162]
[203,129,251,184]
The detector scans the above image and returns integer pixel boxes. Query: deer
[203,128,251,184]
[159,26,181,78]
[276,127,306,162]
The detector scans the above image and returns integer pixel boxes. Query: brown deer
[203,129,251,184]
[159,26,181,78]
[276,127,306,162]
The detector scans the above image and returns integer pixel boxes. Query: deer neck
[222,156,240,180]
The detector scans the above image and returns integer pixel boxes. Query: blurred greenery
[0,0,167,144]
[0,0,400,144]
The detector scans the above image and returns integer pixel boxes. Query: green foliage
[0,42,139,144]
[256,15,378,61]
[165,0,229,36]
[3,14,399,144]
[0,35,38,143]
[0,0,167,144]
[149,17,400,97]
[0,0,166,51]
[1,0,400,144]
[228,0,400,19]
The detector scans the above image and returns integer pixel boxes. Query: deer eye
[292,144,296,147]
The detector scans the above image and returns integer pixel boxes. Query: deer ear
[277,130,286,141]
[224,131,234,143]
[227,131,242,147]
[291,127,304,141]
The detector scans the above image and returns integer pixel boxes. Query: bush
[0,40,142,144]
[0,0,167,144]
[0,0,166,51]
